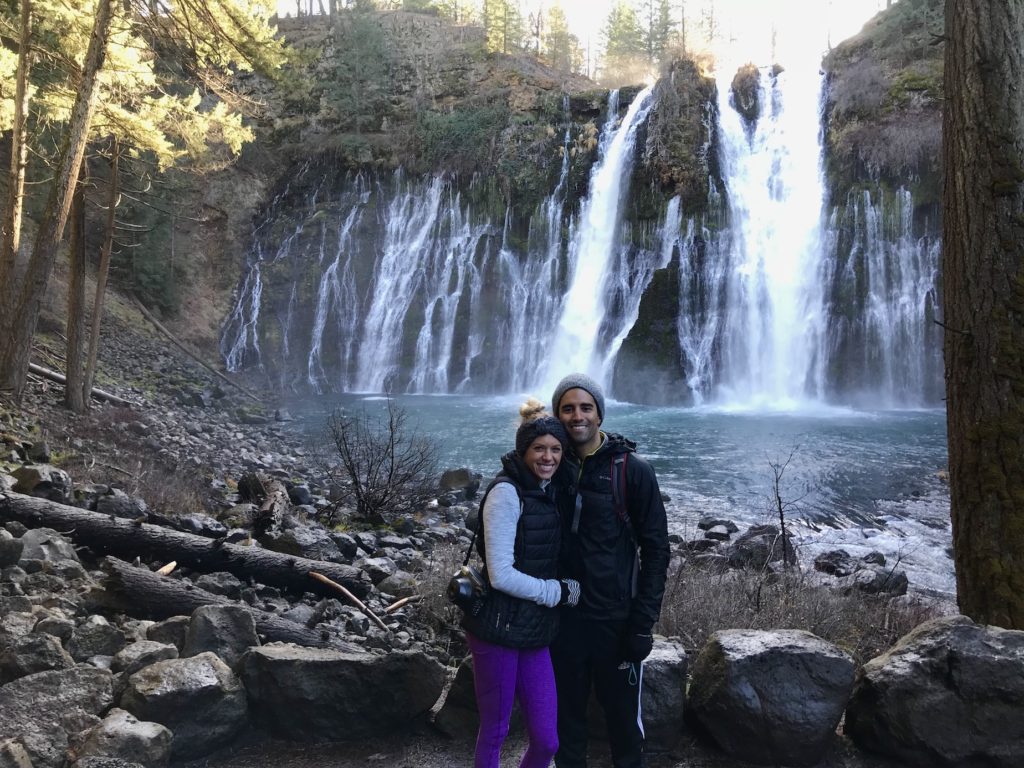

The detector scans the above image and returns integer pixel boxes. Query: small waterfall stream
[541,86,655,389]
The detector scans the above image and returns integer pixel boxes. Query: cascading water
[713,65,829,408]
[540,86,655,390]
[220,72,941,406]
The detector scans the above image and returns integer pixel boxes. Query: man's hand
[620,631,653,662]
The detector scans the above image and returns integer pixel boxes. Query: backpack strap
[470,476,522,564]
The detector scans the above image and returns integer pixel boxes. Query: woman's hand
[559,578,581,607]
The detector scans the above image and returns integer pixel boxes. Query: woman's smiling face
[523,434,563,481]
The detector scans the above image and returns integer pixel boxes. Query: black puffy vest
[461,452,561,648]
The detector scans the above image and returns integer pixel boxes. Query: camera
[447,565,488,611]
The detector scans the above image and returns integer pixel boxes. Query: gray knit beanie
[515,416,569,457]
[551,373,605,421]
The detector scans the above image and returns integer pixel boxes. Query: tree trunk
[64,172,88,413]
[0,0,33,342]
[98,556,358,649]
[0,0,114,400]
[0,491,373,600]
[83,140,120,402]
[942,0,1024,629]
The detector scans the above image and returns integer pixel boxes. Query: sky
[533,0,892,71]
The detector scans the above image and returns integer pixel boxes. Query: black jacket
[559,433,670,633]
[462,452,561,648]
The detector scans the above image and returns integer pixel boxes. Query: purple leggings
[467,632,558,768]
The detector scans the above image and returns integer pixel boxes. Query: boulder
[688,629,855,766]
[0,666,114,768]
[430,655,480,739]
[181,605,259,669]
[119,652,247,759]
[240,643,446,739]
[68,617,128,662]
[0,530,23,568]
[845,615,1024,767]
[726,525,796,569]
[641,638,688,751]
[110,641,179,677]
[12,466,73,504]
[0,633,75,684]
[145,617,189,652]
[17,528,79,564]
[71,708,172,768]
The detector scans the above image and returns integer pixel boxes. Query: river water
[291,394,954,597]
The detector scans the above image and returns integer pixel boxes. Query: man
[549,373,670,768]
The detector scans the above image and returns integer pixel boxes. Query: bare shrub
[128,463,209,518]
[856,110,942,178]
[325,396,439,525]
[828,61,888,118]
[657,560,947,665]
[407,540,468,655]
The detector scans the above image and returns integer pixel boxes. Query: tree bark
[97,556,358,649]
[942,0,1024,629]
[0,0,33,338]
[0,0,114,400]
[0,491,373,600]
[64,173,88,413]
[83,140,120,402]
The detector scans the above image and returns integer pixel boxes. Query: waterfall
[713,66,829,408]
[501,100,573,392]
[823,187,943,406]
[220,74,942,406]
[308,205,363,393]
[541,86,655,389]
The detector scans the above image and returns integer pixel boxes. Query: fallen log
[27,363,134,406]
[96,556,358,650]
[0,491,372,599]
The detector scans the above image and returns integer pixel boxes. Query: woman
[462,398,580,768]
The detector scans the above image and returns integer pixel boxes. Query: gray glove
[559,578,581,607]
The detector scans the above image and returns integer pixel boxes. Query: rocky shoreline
[2,313,1023,768]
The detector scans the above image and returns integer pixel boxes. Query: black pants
[550,613,645,768]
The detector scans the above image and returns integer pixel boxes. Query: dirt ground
[175,725,907,768]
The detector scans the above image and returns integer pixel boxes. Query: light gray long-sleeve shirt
[482,481,562,607]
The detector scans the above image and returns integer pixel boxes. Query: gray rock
[354,556,396,584]
[145,617,189,652]
[845,615,1024,768]
[376,570,418,598]
[0,739,33,768]
[0,633,75,684]
[111,641,179,677]
[68,617,128,662]
[96,490,148,520]
[182,605,259,669]
[0,530,23,568]
[641,638,688,751]
[119,652,247,759]
[18,528,79,564]
[0,666,114,768]
[688,629,855,767]
[12,465,73,504]
[241,643,446,739]
[73,759,145,768]
[72,708,172,768]
[33,616,75,643]
[193,572,243,600]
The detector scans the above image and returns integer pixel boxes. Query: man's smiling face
[556,388,602,455]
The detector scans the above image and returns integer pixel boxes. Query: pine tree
[601,1,646,84]
[543,3,582,74]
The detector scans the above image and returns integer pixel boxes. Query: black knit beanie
[551,373,605,421]
[515,415,569,457]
